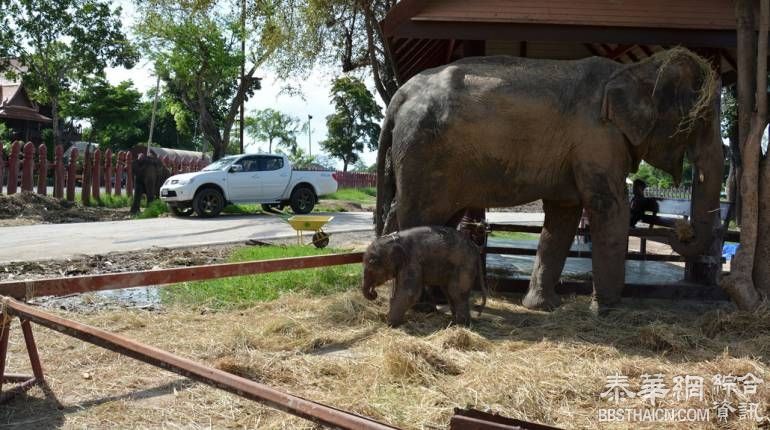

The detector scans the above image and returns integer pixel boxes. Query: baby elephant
[362,226,486,326]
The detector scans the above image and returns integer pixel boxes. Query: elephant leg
[446,272,472,326]
[145,178,157,204]
[523,201,582,311]
[130,180,144,214]
[577,173,629,315]
[387,266,423,327]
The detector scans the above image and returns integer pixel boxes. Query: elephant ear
[602,69,657,147]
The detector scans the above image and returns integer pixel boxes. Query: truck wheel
[170,205,194,217]
[194,188,224,218]
[290,186,316,214]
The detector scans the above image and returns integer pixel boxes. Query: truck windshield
[202,156,238,171]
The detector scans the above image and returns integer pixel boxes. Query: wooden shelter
[381,0,748,84]
[379,0,758,287]
[0,83,52,144]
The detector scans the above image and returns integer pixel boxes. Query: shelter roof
[382,0,746,83]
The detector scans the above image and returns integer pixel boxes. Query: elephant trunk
[362,272,378,300]
[668,118,724,257]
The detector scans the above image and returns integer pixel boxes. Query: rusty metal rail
[0,297,397,429]
[0,252,364,300]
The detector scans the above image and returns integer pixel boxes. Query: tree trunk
[757,154,770,295]
[735,0,757,224]
[51,98,61,146]
[721,0,767,310]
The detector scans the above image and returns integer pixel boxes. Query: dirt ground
[0,193,131,226]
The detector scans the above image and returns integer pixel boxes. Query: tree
[245,108,305,153]
[1,0,137,145]
[721,0,769,309]
[264,0,399,105]
[64,79,196,150]
[135,0,290,160]
[320,76,382,172]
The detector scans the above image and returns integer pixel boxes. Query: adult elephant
[130,156,171,214]
[375,48,723,315]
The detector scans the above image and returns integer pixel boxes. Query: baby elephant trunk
[362,272,378,300]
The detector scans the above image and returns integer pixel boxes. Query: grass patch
[136,199,168,219]
[162,245,360,308]
[313,204,348,213]
[222,204,262,215]
[490,231,540,241]
[76,193,132,208]
[322,187,376,204]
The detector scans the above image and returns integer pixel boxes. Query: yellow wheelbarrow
[287,215,334,248]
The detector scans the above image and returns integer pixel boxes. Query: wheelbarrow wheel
[312,231,330,248]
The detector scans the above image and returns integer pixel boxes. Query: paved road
[0,211,544,263]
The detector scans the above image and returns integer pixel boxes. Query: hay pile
[2,289,769,429]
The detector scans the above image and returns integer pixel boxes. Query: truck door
[257,156,289,200]
[227,156,262,201]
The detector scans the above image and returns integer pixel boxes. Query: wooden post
[54,145,64,199]
[104,149,113,196]
[92,149,101,202]
[7,142,19,195]
[66,148,78,202]
[81,149,92,206]
[115,152,125,196]
[36,144,47,195]
[21,142,34,192]
[125,152,133,197]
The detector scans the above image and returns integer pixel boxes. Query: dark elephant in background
[131,156,171,214]
[376,48,723,315]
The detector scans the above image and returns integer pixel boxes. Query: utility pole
[147,74,161,156]
[239,0,246,154]
[307,114,313,156]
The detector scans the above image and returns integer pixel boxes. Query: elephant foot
[589,298,623,317]
[522,290,561,311]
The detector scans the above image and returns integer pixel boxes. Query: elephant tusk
[699,173,705,183]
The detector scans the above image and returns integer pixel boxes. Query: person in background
[629,179,659,227]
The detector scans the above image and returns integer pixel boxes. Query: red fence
[334,171,376,189]
[0,141,208,203]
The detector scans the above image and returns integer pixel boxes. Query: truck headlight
[170,177,194,186]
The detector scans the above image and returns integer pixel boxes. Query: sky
[105,0,380,168]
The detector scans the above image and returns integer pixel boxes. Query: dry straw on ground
[1,288,769,429]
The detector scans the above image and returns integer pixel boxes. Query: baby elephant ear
[391,243,407,268]
[602,69,657,147]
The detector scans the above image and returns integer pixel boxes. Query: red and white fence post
[36,144,47,195]
[66,148,78,202]
[104,149,113,196]
[21,142,34,192]
[6,141,20,195]
[125,152,133,197]
[92,148,101,201]
[115,151,125,197]
[54,145,64,199]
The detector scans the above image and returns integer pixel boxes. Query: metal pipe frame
[0,297,397,430]
[0,253,364,300]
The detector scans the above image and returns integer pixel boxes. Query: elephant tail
[375,107,396,237]
[475,255,487,318]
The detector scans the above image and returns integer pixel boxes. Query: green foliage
[264,0,398,104]
[283,147,316,169]
[64,78,196,151]
[323,187,376,204]
[490,231,540,241]
[162,245,360,308]
[136,199,169,219]
[245,108,306,153]
[1,0,137,144]
[320,76,383,172]
[135,0,280,160]
[632,160,693,189]
[222,204,262,214]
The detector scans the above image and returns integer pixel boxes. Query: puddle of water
[34,286,162,312]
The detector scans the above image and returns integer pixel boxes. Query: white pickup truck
[159,154,338,217]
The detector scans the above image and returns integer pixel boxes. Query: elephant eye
[368,257,378,265]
